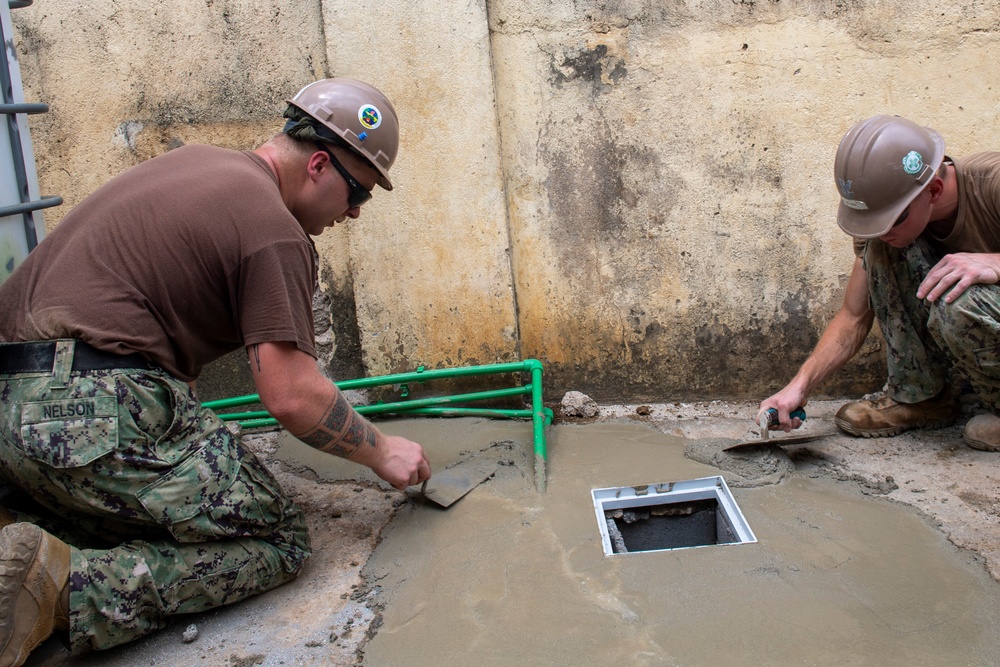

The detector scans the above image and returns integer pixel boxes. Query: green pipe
[231,406,555,431]
[355,385,530,413]
[218,410,269,421]
[203,360,544,410]
[360,406,553,422]
[203,393,264,410]
[218,386,530,419]
[220,407,548,422]
[204,359,551,491]
[237,417,279,429]
[529,360,547,493]
[337,361,540,388]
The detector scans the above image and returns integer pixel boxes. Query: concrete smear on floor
[360,420,1000,666]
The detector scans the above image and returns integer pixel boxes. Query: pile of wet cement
[684,437,795,487]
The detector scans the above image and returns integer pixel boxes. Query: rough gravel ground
[28,397,1000,667]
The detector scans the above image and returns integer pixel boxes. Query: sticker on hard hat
[359,105,382,130]
[837,178,854,199]
[902,151,924,175]
[841,197,869,211]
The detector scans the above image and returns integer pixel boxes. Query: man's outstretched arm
[247,341,431,490]
[758,257,875,430]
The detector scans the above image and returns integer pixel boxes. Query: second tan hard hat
[834,115,945,238]
[287,78,399,190]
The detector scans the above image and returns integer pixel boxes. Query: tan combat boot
[963,413,1000,452]
[834,389,957,437]
[0,523,71,667]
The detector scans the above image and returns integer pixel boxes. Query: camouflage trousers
[864,238,1000,409]
[0,341,310,653]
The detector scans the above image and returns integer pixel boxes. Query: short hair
[282,105,353,152]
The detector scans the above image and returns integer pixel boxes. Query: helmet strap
[914,164,935,185]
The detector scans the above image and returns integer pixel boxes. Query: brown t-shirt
[0,145,317,381]
[853,152,1000,257]
[927,152,1000,252]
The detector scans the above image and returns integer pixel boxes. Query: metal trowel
[723,408,835,451]
[419,454,499,508]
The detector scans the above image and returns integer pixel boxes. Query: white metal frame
[592,475,757,556]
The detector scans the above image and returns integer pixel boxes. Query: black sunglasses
[315,142,372,208]
[892,206,910,228]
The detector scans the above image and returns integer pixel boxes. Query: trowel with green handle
[723,407,835,451]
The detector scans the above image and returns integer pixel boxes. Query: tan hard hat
[834,115,945,238]
[287,78,399,190]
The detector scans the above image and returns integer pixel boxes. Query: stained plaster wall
[10,0,1000,402]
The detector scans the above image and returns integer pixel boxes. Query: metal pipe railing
[226,406,544,427]
[1,0,58,256]
[216,384,534,422]
[203,359,552,492]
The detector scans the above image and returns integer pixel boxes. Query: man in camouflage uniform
[0,78,431,666]
[759,115,1000,451]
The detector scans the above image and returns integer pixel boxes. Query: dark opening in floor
[592,477,756,555]
[605,498,739,553]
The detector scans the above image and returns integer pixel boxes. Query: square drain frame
[592,475,757,555]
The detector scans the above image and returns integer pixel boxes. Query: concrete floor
[361,419,1000,666]
[26,403,1000,666]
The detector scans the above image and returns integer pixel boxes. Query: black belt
[0,340,155,374]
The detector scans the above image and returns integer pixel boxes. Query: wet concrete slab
[26,414,1000,666]
[361,421,1000,666]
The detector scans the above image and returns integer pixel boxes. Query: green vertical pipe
[528,360,547,493]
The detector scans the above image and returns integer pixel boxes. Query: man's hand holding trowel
[758,384,809,433]
[725,405,829,451]
[723,394,833,452]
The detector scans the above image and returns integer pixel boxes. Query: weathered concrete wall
[490,0,1000,400]
[13,0,327,207]
[315,0,519,379]
[10,0,1000,402]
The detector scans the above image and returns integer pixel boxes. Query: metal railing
[1,0,60,278]
[204,359,554,492]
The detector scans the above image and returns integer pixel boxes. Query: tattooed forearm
[296,390,378,458]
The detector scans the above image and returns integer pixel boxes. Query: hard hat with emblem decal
[833,115,945,238]
[287,78,399,190]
